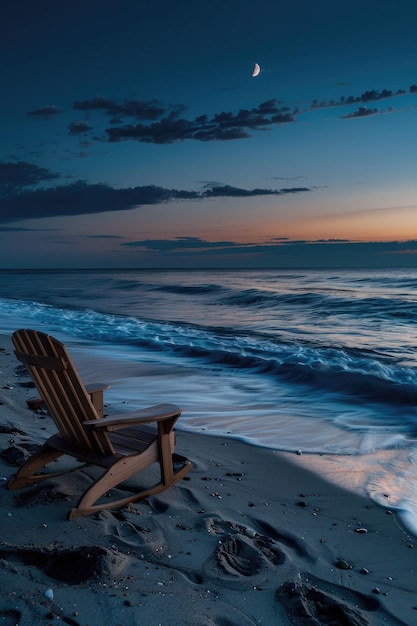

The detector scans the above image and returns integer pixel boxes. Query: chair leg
[69,450,192,520]
[7,443,64,489]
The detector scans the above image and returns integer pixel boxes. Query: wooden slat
[12,330,114,455]
[14,351,68,370]
[109,427,158,454]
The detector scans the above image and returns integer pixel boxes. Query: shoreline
[1,333,416,625]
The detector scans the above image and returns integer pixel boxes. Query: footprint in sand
[204,516,241,536]
[109,515,167,556]
[0,610,22,626]
[276,573,406,626]
[12,480,73,507]
[0,545,119,584]
[216,534,286,577]
[277,577,370,626]
[203,516,289,585]
[216,535,262,577]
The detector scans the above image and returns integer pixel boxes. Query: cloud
[75,94,292,142]
[0,161,60,195]
[269,176,306,181]
[107,116,206,144]
[118,237,417,268]
[73,95,170,120]
[341,106,380,119]
[307,84,414,112]
[0,226,37,232]
[202,184,310,197]
[68,120,93,134]
[121,236,358,254]
[27,105,60,118]
[18,80,417,160]
[0,175,312,224]
[23,80,414,151]
[105,99,295,144]
[121,236,241,251]
[79,81,416,145]
[86,234,125,239]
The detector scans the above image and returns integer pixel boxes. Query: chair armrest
[83,403,182,432]
[85,383,110,418]
[27,382,110,416]
[85,383,111,393]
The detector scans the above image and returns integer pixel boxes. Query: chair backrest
[12,329,114,455]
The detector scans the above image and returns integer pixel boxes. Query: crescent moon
[252,62,261,77]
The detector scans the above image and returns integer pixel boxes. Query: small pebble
[44,589,54,600]
[359,568,370,575]
[335,559,351,570]
[355,528,368,534]
[372,587,380,594]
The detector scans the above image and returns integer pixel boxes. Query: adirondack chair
[8,329,191,520]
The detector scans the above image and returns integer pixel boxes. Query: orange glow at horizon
[206,201,417,244]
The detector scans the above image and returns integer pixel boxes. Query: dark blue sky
[1,0,417,268]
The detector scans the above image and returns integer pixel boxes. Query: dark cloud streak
[74,83,416,145]
[27,105,60,118]
[122,237,240,251]
[73,95,171,120]
[23,81,417,150]
[308,84,415,112]
[106,99,295,144]
[118,237,417,269]
[68,120,93,134]
[0,161,60,195]
[341,106,381,119]
[0,162,312,223]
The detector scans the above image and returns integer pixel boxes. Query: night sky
[1,0,417,269]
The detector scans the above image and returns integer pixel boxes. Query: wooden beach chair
[8,329,191,520]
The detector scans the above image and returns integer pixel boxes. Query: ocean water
[1,268,417,532]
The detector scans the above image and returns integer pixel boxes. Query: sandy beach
[1,332,416,626]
